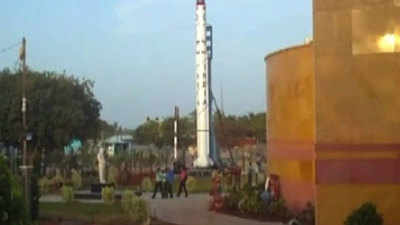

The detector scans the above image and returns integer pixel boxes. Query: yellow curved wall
[266,44,316,210]
[266,45,315,144]
[266,1,400,224]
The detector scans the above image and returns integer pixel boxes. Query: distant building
[104,135,134,156]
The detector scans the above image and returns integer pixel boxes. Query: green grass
[185,177,212,193]
[115,176,213,194]
[40,202,131,224]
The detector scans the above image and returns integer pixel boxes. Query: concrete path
[149,194,283,225]
[40,193,283,225]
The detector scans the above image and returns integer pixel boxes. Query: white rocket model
[194,0,213,168]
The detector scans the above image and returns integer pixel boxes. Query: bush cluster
[52,171,64,189]
[224,184,291,219]
[61,185,74,203]
[39,176,51,195]
[296,202,315,225]
[107,166,118,186]
[71,169,82,190]
[344,202,383,225]
[40,169,82,195]
[39,172,65,194]
[102,186,115,204]
[121,190,150,225]
[141,177,153,192]
[186,176,197,192]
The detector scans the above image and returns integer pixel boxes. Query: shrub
[107,166,118,186]
[102,186,114,204]
[0,156,28,225]
[222,172,232,190]
[268,198,291,218]
[121,190,150,224]
[61,185,74,203]
[121,190,135,212]
[141,177,153,192]
[297,202,315,225]
[237,185,263,214]
[186,176,197,192]
[39,176,51,195]
[52,171,64,190]
[71,169,82,190]
[344,202,383,225]
[224,188,242,210]
[224,183,291,219]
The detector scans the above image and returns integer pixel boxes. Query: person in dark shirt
[152,168,163,199]
[177,167,188,197]
[166,167,175,198]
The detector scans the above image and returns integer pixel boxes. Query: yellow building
[265,1,400,225]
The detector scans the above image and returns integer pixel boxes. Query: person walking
[152,168,163,199]
[177,167,188,197]
[248,161,254,186]
[161,168,168,198]
[166,167,175,198]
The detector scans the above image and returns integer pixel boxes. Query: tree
[214,112,266,148]
[178,115,196,150]
[131,111,266,168]
[248,112,266,143]
[0,69,102,173]
[133,118,161,147]
[99,120,118,140]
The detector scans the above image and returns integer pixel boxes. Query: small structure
[104,135,134,156]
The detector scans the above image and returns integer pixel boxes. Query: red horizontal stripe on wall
[316,158,400,184]
[268,141,315,160]
[316,143,400,152]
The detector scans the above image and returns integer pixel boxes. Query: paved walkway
[149,194,283,225]
[40,193,283,225]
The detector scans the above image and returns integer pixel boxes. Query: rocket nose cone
[197,0,205,5]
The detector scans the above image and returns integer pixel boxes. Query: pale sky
[0,0,312,128]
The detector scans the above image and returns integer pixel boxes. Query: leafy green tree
[214,112,266,147]
[99,120,118,140]
[0,69,102,174]
[132,110,265,167]
[133,118,161,147]
[178,115,196,150]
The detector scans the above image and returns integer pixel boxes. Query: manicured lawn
[185,177,212,193]
[40,202,130,224]
[40,202,181,225]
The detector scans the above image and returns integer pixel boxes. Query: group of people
[152,166,188,199]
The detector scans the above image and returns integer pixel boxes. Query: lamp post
[19,37,32,221]
[174,106,179,161]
